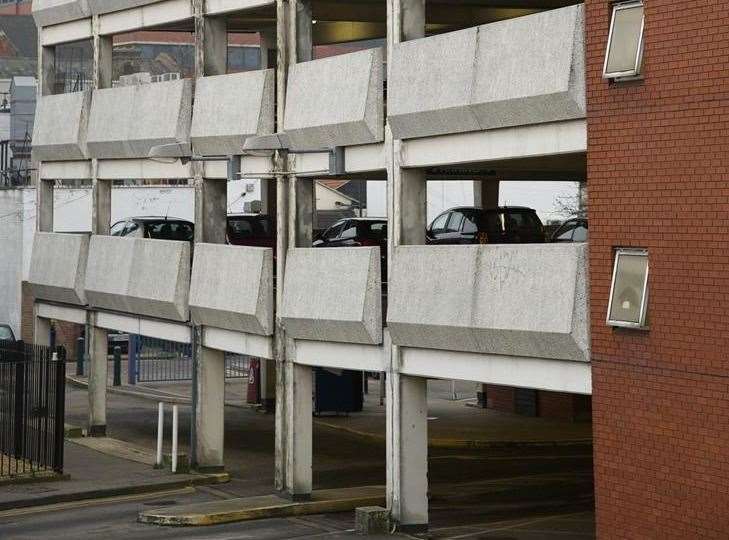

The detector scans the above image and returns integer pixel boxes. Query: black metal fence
[0,341,66,478]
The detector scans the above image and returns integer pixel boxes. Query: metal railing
[0,341,66,478]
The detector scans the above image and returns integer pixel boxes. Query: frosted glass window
[607,249,649,328]
[603,1,645,79]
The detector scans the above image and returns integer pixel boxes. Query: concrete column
[39,45,55,96]
[290,176,315,248]
[36,178,53,232]
[473,179,499,209]
[285,360,312,499]
[397,169,427,246]
[32,306,51,346]
[94,34,113,90]
[387,374,428,531]
[195,345,226,471]
[92,177,112,235]
[190,8,229,471]
[87,320,107,436]
[386,0,428,531]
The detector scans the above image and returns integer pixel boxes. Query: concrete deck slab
[28,232,89,306]
[32,91,91,161]
[138,485,385,526]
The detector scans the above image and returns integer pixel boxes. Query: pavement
[0,439,227,512]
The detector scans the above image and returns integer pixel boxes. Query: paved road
[1,384,595,538]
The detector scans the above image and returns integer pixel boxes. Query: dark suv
[426,206,545,245]
[110,216,194,242]
[313,218,388,277]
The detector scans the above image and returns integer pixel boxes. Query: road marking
[444,512,590,539]
[0,486,196,519]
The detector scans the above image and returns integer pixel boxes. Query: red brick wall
[20,281,34,344]
[538,391,592,422]
[586,0,729,537]
[484,384,516,413]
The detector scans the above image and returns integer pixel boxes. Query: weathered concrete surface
[388,4,585,139]
[190,70,275,157]
[387,244,589,362]
[283,48,384,150]
[281,248,382,345]
[28,232,90,306]
[139,486,385,526]
[84,235,190,321]
[32,91,91,162]
[189,244,273,335]
[32,0,90,28]
[88,0,165,15]
[86,79,192,159]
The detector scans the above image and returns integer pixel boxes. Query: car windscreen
[0,326,14,341]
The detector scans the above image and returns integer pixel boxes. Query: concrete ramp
[139,486,385,526]
[28,232,89,306]
[32,0,90,27]
[387,244,589,362]
[281,248,382,345]
[388,4,585,139]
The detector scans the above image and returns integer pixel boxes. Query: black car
[426,206,545,245]
[313,218,388,277]
[110,216,195,242]
[0,324,15,342]
[550,217,588,243]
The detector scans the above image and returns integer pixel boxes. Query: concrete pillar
[387,374,428,531]
[190,8,229,471]
[386,0,428,531]
[87,321,107,436]
[36,178,53,232]
[473,179,499,209]
[87,22,113,437]
[195,345,226,471]
[39,45,55,96]
[274,0,314,496]
[285,360,312,499]
[32,306,51,347]
[397,169,427,246]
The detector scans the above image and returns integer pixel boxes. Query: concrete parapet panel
[283,48,384,150]
[189,244,273,335]
[32,91,91,162]
[190,70,275,157]
[86,79,192,159]
[33,0,90,27]
[388,4,585,140]
[88,0,167,15]
[387,244,589,362]
[84,235,190,321]
[28,233,89,306]
[281,247,382,345]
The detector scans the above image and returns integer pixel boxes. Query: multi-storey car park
[24,0,729,536]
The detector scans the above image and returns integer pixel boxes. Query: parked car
[0,324,16,342]
[550,217,588,243]
[110,216,194,242]
[313,218,388,278]
[426,206,545,245]
[227,214,276,249]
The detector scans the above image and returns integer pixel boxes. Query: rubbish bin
[313,368,363,415]
[247,358,261,404]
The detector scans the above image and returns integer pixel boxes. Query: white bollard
[451,380,457,401]
[156,402,164,468]
[171,404,179,473]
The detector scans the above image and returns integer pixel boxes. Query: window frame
[602,0,645,80]
[606,248,650,329]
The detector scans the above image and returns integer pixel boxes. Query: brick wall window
[606,248,649,328]
[603,0,645,79]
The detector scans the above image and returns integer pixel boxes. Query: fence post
[128,335,137,385]
[76,336,85,376]
[113,346,122,386]
[53,352,66,472]
[13,355,25,459]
